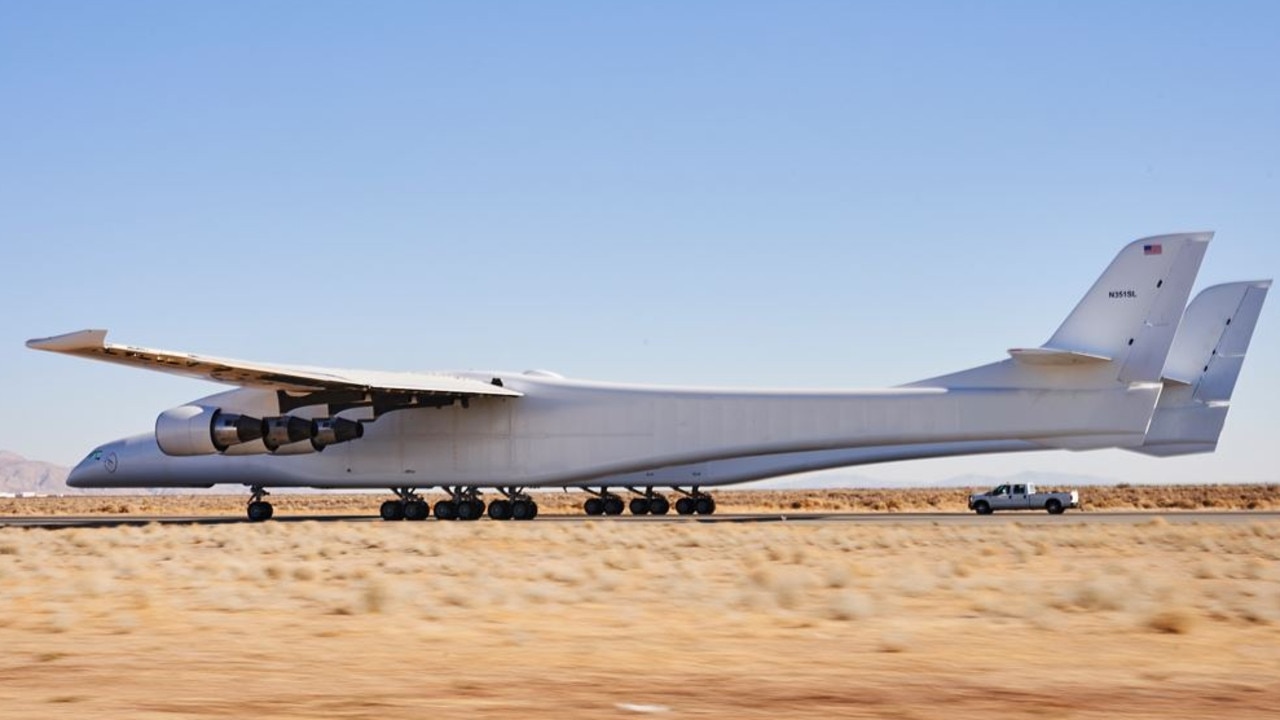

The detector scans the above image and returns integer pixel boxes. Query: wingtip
[26,329,108,352]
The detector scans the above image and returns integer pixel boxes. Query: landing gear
[432,487,486,521]
[381,488,430,521]
[489,488,539,521]
[674,487,716,516]
[626,487,671,515]
[246,486,274,522]
[583,489,624,516]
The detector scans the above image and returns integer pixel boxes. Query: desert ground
[2,483,1278,518]
[1,489,1278,718]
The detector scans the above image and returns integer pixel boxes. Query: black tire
[527,501,538,519]
[604,497,625,516]
[512,500,532,520]
[1046,499,1064,515]
[649,496,670,515]
[629,498,650,515]
[584,497,604,516]
[468,499,485,520]
[434,500,457,521]
[457,500,479,521]
[247,501,273,522]
[380,500,405,521]
[404,500,429,521]
[488,500,512,520]
[675,497,695,516]
[694,496,715,515]
[973,501,992,515]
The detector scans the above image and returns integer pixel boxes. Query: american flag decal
[1144,243,1162,255]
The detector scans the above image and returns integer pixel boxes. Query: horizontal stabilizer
[26,329,523,398]
[1007,347,1112,365]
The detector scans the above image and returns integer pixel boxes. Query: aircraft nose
[66,444,121,487]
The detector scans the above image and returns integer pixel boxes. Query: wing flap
[26,329,523,398]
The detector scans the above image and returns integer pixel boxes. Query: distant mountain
[0,451,73,495]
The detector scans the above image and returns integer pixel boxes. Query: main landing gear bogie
[584,487,710,517]
[625,487,671,516]
[675,490,716,516]
[380,489,431,522]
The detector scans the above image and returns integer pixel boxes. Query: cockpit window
[90,449,103,461]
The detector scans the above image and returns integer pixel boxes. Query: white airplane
[590,279,1270,513]
[29,233,1241,522]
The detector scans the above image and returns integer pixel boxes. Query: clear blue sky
[2,1,1277,484]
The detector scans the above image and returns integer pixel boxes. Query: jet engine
[262,416,365,453]
[311,417,364,450]
[156,406,367,456]
[156,406,264,456]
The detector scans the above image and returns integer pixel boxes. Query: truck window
[1012,484,1027,494]
[992,484,1010,495]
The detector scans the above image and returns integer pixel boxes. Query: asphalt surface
[2,510,1278,529]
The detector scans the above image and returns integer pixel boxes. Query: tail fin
[1131,279,1271,457]
[1039,232,1212,383]
[913,233,1210,389]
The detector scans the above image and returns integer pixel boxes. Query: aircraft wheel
[434,500,458,521]
[512,500,534,520]
[584,497,604,516]
[247,501,274,522]
[404,500,429,521]
[469,499,486,520]
[675,497,695,516]
[457,500,478,521]
[629,498,650,515]
[603,496,625,516]
[488,500,513,520]
[649,496,670,515]
[526,501,539,519]
[695,496,716,515]
[380,500,405,521]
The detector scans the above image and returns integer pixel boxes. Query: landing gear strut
[487,487,539,521]
[582,488,625,516]
[673,487,716,516]
[247,485,274,522]
[380,488,429,521]
[433,486,486,521]
[625,487,671,516]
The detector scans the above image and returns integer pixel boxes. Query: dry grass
[2,483,1278,517]
[0,516,1278,718]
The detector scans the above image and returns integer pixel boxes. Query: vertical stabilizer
[1132,279,1271,456]
[912,233,1211,390]
[1043,233,1212,383]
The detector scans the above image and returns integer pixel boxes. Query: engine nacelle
[311,417,364,450]
[156,406,263,456]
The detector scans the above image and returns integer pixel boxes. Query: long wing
[26,329,522,398]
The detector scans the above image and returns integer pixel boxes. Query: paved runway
[3,510,1278,530]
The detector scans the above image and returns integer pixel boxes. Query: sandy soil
[3,484,1278,518]
[1,514,1278,718]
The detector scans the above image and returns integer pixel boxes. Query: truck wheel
[973,501,992,515]
[1045,499,1064,515]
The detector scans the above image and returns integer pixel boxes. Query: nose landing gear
[246,485,274,522]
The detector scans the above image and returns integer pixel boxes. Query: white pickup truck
[968,483,1079,515]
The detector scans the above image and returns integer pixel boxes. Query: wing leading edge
[26,329,522,398]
